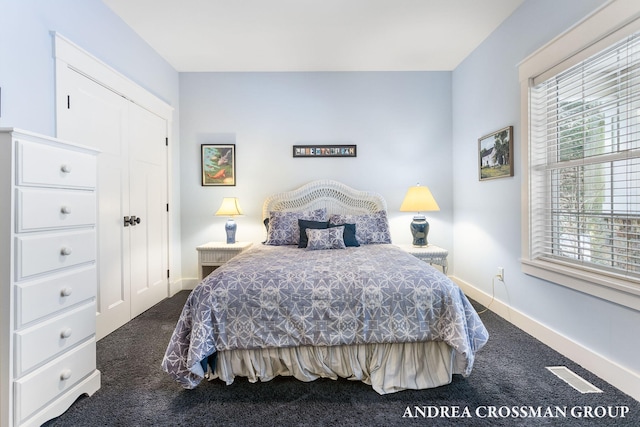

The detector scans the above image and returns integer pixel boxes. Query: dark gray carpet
[43,291,638,426]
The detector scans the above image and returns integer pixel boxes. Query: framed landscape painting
[201,144,236,186]
[478,126,514,181]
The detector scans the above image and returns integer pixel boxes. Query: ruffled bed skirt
[208,341,455,395]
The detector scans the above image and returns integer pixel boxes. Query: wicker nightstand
[196,241,253,280]
[398,244,449,274]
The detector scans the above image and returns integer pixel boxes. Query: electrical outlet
[497,267,504,281]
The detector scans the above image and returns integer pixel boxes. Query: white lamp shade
[399,185,440,213]
[215,197,243,216]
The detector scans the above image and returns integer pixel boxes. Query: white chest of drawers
[0,128,101,427]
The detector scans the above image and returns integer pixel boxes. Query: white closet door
[57,68,168,339]
[129,104,168,317]
[58,70,131,339]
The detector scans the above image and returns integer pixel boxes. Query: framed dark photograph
[293,144,357,158]
[201,144,236,186]
[478,126,514,181]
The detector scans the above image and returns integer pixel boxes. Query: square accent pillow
[329,211,392,244]
[328,223,359,247]
[306,226,346,250]
[265,208,327,246]
[298,219,329,248]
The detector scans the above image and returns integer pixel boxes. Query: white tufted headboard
[262,179,387,219]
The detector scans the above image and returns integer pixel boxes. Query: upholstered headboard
[262,179,387,219]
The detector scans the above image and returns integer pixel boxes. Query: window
[520,3,640,310]
[530,32,640,277]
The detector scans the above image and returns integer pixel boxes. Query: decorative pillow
[329,211,392,244]
[298,219,329,248]
[328,223,359,247]
[264,208,327,246]
[306,226,346,250]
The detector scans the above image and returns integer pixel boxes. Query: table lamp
[399,184,440,247]
[215,197,243,244]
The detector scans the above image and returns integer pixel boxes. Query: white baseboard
[451,275,640,403]
[180,278,199,291]
[169,278,198,296]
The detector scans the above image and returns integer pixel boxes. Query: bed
[162,180,488,394]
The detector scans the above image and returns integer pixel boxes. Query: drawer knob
[60,164,72,173]
[60,205,72,214]
[60,369,72,381]
[60,287,73,297]
[60,247,73,256]
[60,328,73,339]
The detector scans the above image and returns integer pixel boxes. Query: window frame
[519,0,640,311]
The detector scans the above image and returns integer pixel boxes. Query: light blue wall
[0,0,182,278]
[453,0,640,377]
[179,72,452,280]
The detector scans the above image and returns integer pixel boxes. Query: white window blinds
[529,31,640,278]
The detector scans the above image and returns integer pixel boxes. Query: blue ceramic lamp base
[410,215,429,247]
[225,218,237,244]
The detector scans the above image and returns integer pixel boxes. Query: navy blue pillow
[329,223,359,247]
[261,218,270,244]
[298,219,329,248]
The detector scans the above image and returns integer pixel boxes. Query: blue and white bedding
[162,244,488,389]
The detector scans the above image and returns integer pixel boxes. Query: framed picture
[201,144,236,186]
[478,126,513,181]
[293,144,357,158]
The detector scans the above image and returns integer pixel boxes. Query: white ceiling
[102,0,524,72]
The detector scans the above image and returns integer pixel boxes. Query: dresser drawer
[16,138,97,189]
[15,266,96,327]
[14,302,96,376]
[14,338,96,424]
[15,230,96,279]
[16,188,96,232]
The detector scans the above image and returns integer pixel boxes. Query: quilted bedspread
[162,244,489,389]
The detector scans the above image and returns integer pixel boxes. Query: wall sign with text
[293,145,357,158]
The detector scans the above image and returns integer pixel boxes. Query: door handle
[124,216,142,227]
